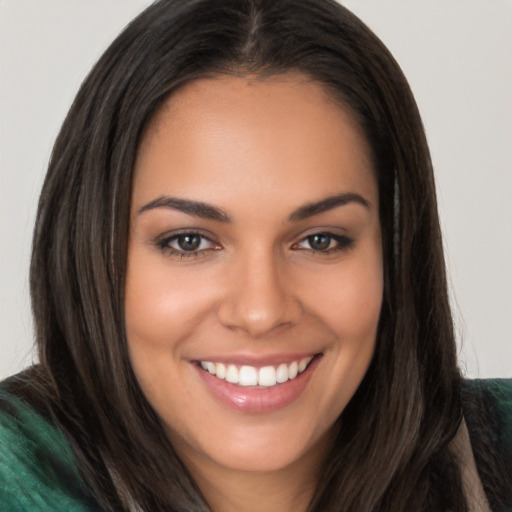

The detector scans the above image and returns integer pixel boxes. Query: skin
[125,73,383,512]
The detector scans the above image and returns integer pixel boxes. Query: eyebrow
[138,196,231,222]
[137,192,370,222]
[288,192,371,221]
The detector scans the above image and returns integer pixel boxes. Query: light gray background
[1,1,511,380]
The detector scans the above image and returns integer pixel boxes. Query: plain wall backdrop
[1,0,511,380]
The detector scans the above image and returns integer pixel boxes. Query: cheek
[307,250,382,416]
[123,250,219,409]
[307,251,383,342]
[124,248,218,351]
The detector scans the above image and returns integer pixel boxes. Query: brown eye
[176,234,202,251]
[307,233,332,251]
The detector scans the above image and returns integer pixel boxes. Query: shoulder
[462,378,512,448]
[0,373,102,511]
[462,378,512,510]
[463,378,512,405]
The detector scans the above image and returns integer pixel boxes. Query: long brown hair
[27,0,475,510]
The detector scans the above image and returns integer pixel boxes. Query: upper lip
[191,352,320,368]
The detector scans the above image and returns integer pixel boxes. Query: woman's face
[125,74,382,477]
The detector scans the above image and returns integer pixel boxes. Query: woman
[0,0,510,511]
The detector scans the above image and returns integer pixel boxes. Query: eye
[157,232,219,257]
[295,232,353,253]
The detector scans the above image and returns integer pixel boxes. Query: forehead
[132,73,377,215]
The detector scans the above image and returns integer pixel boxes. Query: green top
[0,377,511,511]
[0,389,102,511]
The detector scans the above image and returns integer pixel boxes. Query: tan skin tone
[125,74,383,512]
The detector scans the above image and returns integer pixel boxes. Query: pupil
[309,233,331,250]
[178,234,201,251]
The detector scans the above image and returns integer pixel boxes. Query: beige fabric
[450,418,491,512]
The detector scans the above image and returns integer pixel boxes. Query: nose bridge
[217,245,302,337]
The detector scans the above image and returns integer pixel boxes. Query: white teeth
[199,356,314,388]
[225,364,239,384]
[258,366,277,387]
[215,362,226,379]
[276,363,289,383]
[239,366,258,386]
[298,357,309,373]
[288,361,298,380]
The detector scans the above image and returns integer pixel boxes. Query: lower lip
[194,356,320,414]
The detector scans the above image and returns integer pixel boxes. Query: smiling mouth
[198,356,315,388]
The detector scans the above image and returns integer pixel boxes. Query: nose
[216,249,303,338]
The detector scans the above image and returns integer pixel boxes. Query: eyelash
[156,231,354,258]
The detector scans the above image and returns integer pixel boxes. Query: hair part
[28,0,472,510]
